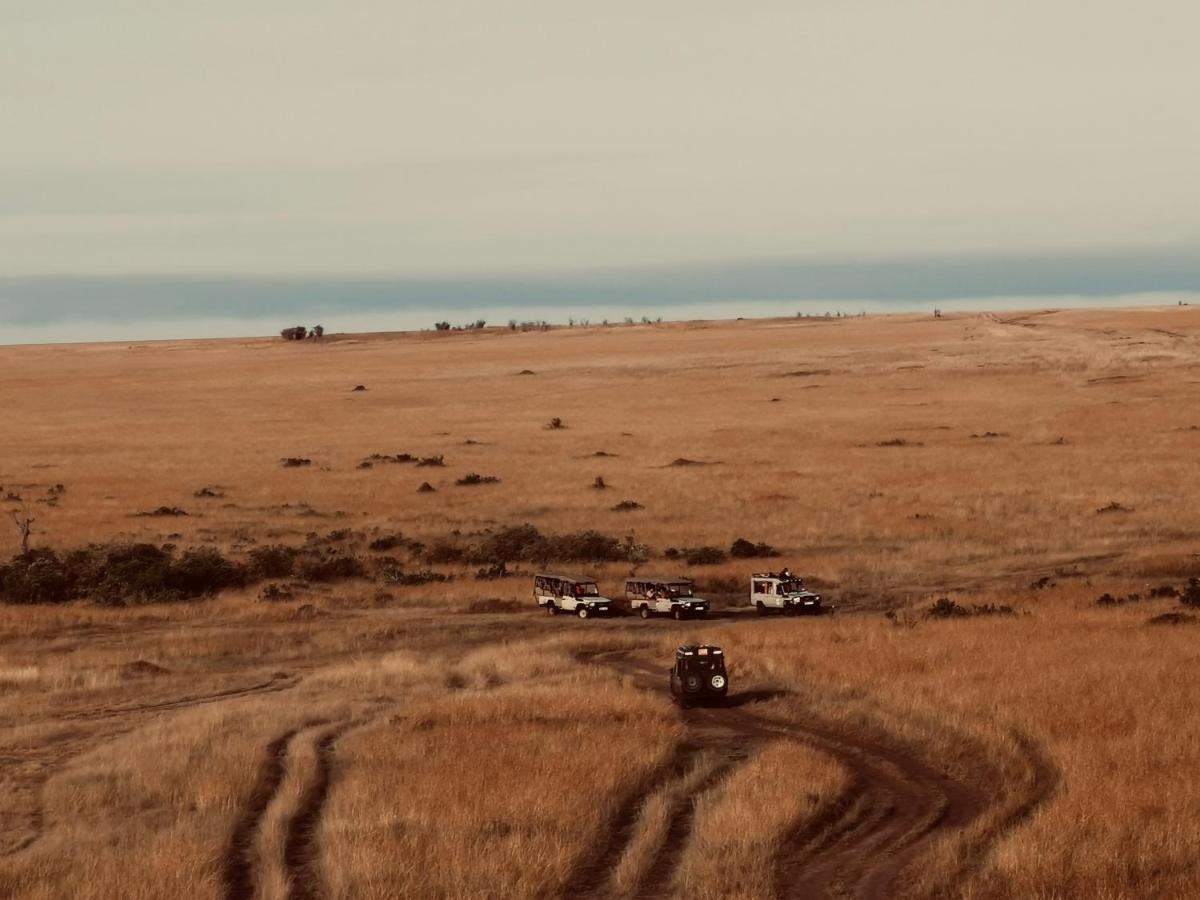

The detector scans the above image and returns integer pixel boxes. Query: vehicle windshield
[574,582,600,596]
[667,584,693,596]
[780,581,806,594]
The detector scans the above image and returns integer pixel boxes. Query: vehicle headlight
[710,675,726,689]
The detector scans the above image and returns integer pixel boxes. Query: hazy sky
[4,0,1199,282]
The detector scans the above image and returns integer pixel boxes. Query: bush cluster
[926,598,1015,618]
[0,544,244,605]
[730,538,779,559]
[423,525,645,567]
[664,546,727,565]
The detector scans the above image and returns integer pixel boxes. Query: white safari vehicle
[534,573,614,619]
[625,577,709,620]
[750,570,824,615]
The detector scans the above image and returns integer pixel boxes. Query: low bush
[417,482,436,493]
[730,538,779,559]
[135,506,188,517]
[1182,578,1200,608]
[683,546,726,566]
[247,545,296,579]
[927,598,1015,618]
[456,473,500,486]
[381,568,449,586]
[281,457,312,467]
[611,500,642,511]
[259,583,295,602]
[294,553,366,582]
[417,455,445,467]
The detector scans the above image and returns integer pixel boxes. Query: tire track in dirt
[1,675,302,861]
[61,672,299,722]
[630,748,745,899]
[223,728,301,900]
[283,723,352,900]
[598,652,1037,900]
[560,742,708,899]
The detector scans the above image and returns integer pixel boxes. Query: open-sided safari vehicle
[533,573,614,619]
[625,577,709,619]
[669,644,728,707]
[750,570,824,615]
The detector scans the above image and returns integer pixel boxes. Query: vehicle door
[561,582,580,611]
[654,586,672,614]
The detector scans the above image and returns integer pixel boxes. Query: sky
[2,1,1199,339]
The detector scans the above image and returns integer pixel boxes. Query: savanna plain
[1,307,1199,900]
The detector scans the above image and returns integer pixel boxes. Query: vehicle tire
[640,606,650,619]
[546,603,557,616]
[577,607,589,619]
[673,608,684,621]
[756,600,767,616]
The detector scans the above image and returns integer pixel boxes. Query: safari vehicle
[533,573,614,619]
[669,644,728,707]
[625,577,709,619]
[750,570,823,615]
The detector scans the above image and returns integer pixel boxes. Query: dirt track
[582,652,1051,900]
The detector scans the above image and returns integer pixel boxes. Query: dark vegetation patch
[352,385,367,391]
[259,583,295,602]
[281,458,312,468]
[667,458,709,467]
[417,482,436,493]
[592,451,617,458]
[781,369,831,377]
[0,544,243,605]
[517,370,536,375]
[925,598,1016,619]
[547,417,565,430]
[664,546,727,565]
[970,431,1006,439]
[1182,578,1200,608]
[121,659,170,678]
[416,455,446,467]
[1096,501,1133,514]
[611,500,643,512]
[1147,612,1197,626]
[456,473,500,486]
[135,506,189,517]
[730,538,779,559]
[193,487,224,498]
[1095,591,1142,607]
[475,562,512,580]
[362,453,416,466]
[367,534,423,554]
[380,568,449,586]
[465,597,523,614]
[876,438,922,448]
[592,476,608,490]
[1030,576,1057,590]
[424,524,645,567]
[463,439,482,445]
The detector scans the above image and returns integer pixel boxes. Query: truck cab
[533,574,614,619]
[625,577,710,620]
[750,571,823,615]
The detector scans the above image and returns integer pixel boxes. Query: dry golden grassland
[1,306,1199,899]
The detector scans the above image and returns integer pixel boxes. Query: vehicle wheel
[673,608,684,621]
[640,606,650,619]
[546,603,557,616]
[577,607,589,619]
[756,600,767,616]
